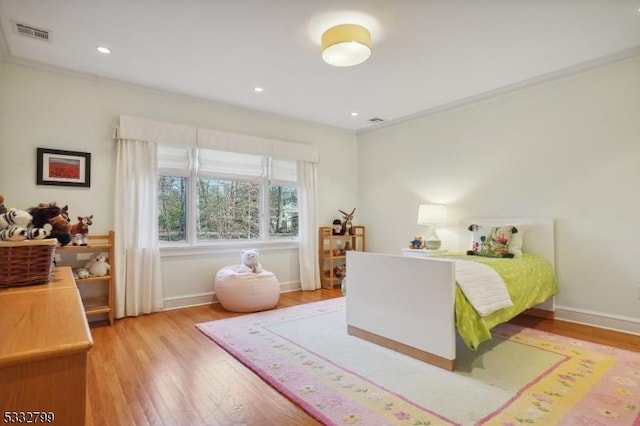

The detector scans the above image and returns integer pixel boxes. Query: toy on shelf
[84,252,110,277]
[70,215,93,246]
[0,205,53,241]
[27,202,72,245]
[338,207,356,235]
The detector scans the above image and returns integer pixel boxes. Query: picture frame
[36,148,91,188]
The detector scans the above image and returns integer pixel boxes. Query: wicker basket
[0,239,57,288]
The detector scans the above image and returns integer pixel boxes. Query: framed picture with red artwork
[36,148,91,188]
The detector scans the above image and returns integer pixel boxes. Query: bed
[345,217,558,371]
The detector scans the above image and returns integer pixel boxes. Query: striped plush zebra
[0,225,28,241]
[0,208,53,241]
[0,208,32,229]
[26,223,53,240]
[0,223,52,241]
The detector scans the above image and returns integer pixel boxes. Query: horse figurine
[49,205,72,233]
[70,214,93,246]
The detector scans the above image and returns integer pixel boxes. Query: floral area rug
[196,298,640,425]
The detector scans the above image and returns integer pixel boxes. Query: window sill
[160,240,299,258]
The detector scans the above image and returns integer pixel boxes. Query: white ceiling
[1,1,639,133]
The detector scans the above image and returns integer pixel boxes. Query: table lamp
[417,204,447,250]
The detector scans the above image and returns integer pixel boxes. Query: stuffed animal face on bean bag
[239,249,263,273]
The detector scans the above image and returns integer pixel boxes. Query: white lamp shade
[321,24,371,67]
[417,204,447,226]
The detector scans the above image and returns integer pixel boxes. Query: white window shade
[198,149,264,178]
[271,159,297,183]
[158,144,191,175]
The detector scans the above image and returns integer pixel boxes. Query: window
[157,145,298,244]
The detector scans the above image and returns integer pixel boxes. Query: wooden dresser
[0,267,93,425]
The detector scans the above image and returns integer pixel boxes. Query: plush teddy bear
[0,194,6,215]
[84,253,110,277]
[238,249,263,273]
[410,235,425,249]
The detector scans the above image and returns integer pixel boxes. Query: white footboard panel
[346,251,457,368]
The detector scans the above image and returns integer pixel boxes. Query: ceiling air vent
[12,21,51,42]
[368,117,385,123]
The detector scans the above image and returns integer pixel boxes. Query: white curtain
[297,160,320,290]
[114,138,164,317]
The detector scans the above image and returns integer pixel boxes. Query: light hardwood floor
[87,290,638,425]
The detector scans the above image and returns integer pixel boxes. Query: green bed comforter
[440,252,558,350]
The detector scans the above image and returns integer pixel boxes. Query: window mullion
[261,157,271,241]
[187,148,198,244]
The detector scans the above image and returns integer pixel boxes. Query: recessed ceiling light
[254,87,264,93]
[350,112,359,117]
[96,46,111,54]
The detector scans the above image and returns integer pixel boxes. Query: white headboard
[457,217,555,268]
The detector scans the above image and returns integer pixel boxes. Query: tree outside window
[157,146,298,244]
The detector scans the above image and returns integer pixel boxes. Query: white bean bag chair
[214,265,280,312]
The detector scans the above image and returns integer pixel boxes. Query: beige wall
[356,55,640,333]
[0,61,358,306]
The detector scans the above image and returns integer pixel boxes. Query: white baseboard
[555,305,640,336]
[279,281,303,293]
[163,292,214,310]
[162,281,302,311]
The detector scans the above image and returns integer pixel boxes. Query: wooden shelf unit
[318,225,365,289]
[57,231,115,325]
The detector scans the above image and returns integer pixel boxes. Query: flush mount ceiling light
[321,24,371,67]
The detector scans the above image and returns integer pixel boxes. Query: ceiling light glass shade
[321,24,371,67]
